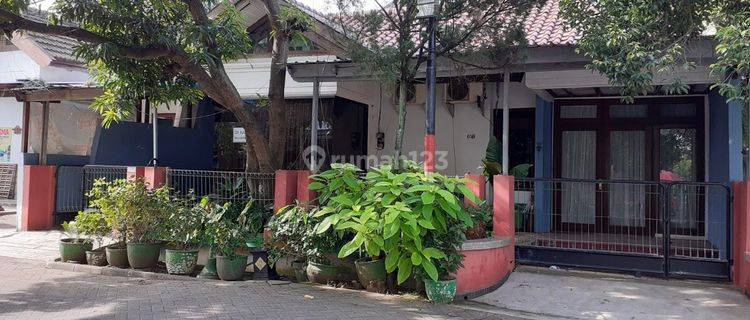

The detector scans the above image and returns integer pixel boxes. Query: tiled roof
[523,0,578,46]
[299,0,577,49]
[20,9,82,65]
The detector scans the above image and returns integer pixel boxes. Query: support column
[464,174,486,207]
[21,165,56,231]
[274,170,299,213]
[40,101,50,165]
[126,166,145,181]
[311,78,320,172]
[493,175,515,238]
[423,15,437,173]
[534,96,553,232]
[501,70,510,175]
[296,170,316,205]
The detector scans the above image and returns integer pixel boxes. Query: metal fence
[167,169,275,206]
[513,177,731,279]
[54,165,128,223]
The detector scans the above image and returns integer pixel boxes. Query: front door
[554,98,704,235]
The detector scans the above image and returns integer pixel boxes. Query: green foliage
[61,220,90,243]
[73,210,110,246]
[463,201,493,239]
[420,219,467,280]
[482,136,533,180]
[266,203,345,265]
[560,0,750,107]
[1,0,253,126]
[165,196,213,250]
[88,179,170,244]
[310,161,479,284]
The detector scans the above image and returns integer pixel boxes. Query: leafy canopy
[1,0,251,126]
[560,0,750,104]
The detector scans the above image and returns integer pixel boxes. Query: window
[660,103,697,117]
[610,104,647,118]
[560,105,597,118]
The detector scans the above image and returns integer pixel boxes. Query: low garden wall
[455,236,514,299]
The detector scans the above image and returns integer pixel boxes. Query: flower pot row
[59,239,255,281]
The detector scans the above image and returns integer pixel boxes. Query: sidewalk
[470,266,750,320]
[0,211,62,262]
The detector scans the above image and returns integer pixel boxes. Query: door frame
[552,97,706,235]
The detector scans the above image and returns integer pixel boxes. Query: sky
[30,0,381,14]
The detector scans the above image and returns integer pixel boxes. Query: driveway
[471,266,750,320]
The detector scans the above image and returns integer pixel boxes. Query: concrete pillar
[21,165,56,231]
[127,166,145,181]
[464,174,486,207]
[296,170,316,205]
[274,170,299,213]
[144,167,167,188]
[493,175,515,239]
[732,181,750,293]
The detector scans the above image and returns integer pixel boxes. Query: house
[227,0,742,280]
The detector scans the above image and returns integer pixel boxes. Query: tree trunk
[394,80,408,170]
[265,0,289,170]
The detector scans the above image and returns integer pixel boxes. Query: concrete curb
[45,260,201,281]
[460,237,512,251]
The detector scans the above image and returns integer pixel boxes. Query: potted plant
[164,197,207,275]
[268,203,313,282]
[421,223,467,303]
[73,210,111,266]
[463,202,493,239]
[89,179,169,269]
[205,201,249,281]
[59,221,93,263]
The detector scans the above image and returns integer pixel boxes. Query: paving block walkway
[0,213,62,262]
[0,257,509,320]
[471,266,750,320]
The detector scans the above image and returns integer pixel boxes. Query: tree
[0,0,310,172]
[330,0,538,167]
[559,1,750,104]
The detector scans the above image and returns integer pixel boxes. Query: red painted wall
[21,165,56,231]
[456,244,514,297]
[274,170,299,213]
[732,181,750,293]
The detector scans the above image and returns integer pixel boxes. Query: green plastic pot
[197,256,219,279]
[165,249,199,275]
[215,255,248,281]
[355,258,386,289]
[306,261,339,284]
[423,278,457,303]
[86,248,108,266]
[59,238,93,263]
[126,242,162,269]
[291,260,307,283]
[105,245,129,268]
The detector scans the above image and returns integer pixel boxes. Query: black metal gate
[54,165,127,225]
[513,178,732,280]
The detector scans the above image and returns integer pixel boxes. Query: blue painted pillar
[534,96,553,232]
[708,90,743,259]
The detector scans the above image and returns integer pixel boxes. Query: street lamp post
[417,0,439,173]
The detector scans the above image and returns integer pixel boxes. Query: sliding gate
[514,178,732,280]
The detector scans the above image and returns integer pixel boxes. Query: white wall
[225,56,338,99]
[0,98,25,201]
[0,51,39,83]
[39,65,90,84]
[339,81,487,175]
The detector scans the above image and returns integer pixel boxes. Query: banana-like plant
[311,162,479,283]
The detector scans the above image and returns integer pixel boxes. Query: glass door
[560,130,597,227]
[608,130,648,231]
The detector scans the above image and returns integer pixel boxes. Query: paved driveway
[0,257,510,320]
[472,266,750,320]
